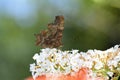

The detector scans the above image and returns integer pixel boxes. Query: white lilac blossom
[30,45,120,79]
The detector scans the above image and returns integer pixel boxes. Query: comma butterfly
[35,16,64,48]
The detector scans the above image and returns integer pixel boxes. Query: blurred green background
[0,0,120,80]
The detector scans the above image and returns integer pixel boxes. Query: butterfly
[35,16,64,48]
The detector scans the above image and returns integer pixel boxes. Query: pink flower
[26,68,105,80]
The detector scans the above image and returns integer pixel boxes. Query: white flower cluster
[30,45,120,79]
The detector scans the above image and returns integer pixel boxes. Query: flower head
[30,45,120,80]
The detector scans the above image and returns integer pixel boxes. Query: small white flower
[30,63,36,71]
[108,60,118,67]
[107,72,113,77]
[114,45,119,50]
[33,54,39,60]
[71,50,79,54]
[94,61,103,70]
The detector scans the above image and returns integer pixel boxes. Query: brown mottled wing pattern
[35,16,64,48]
